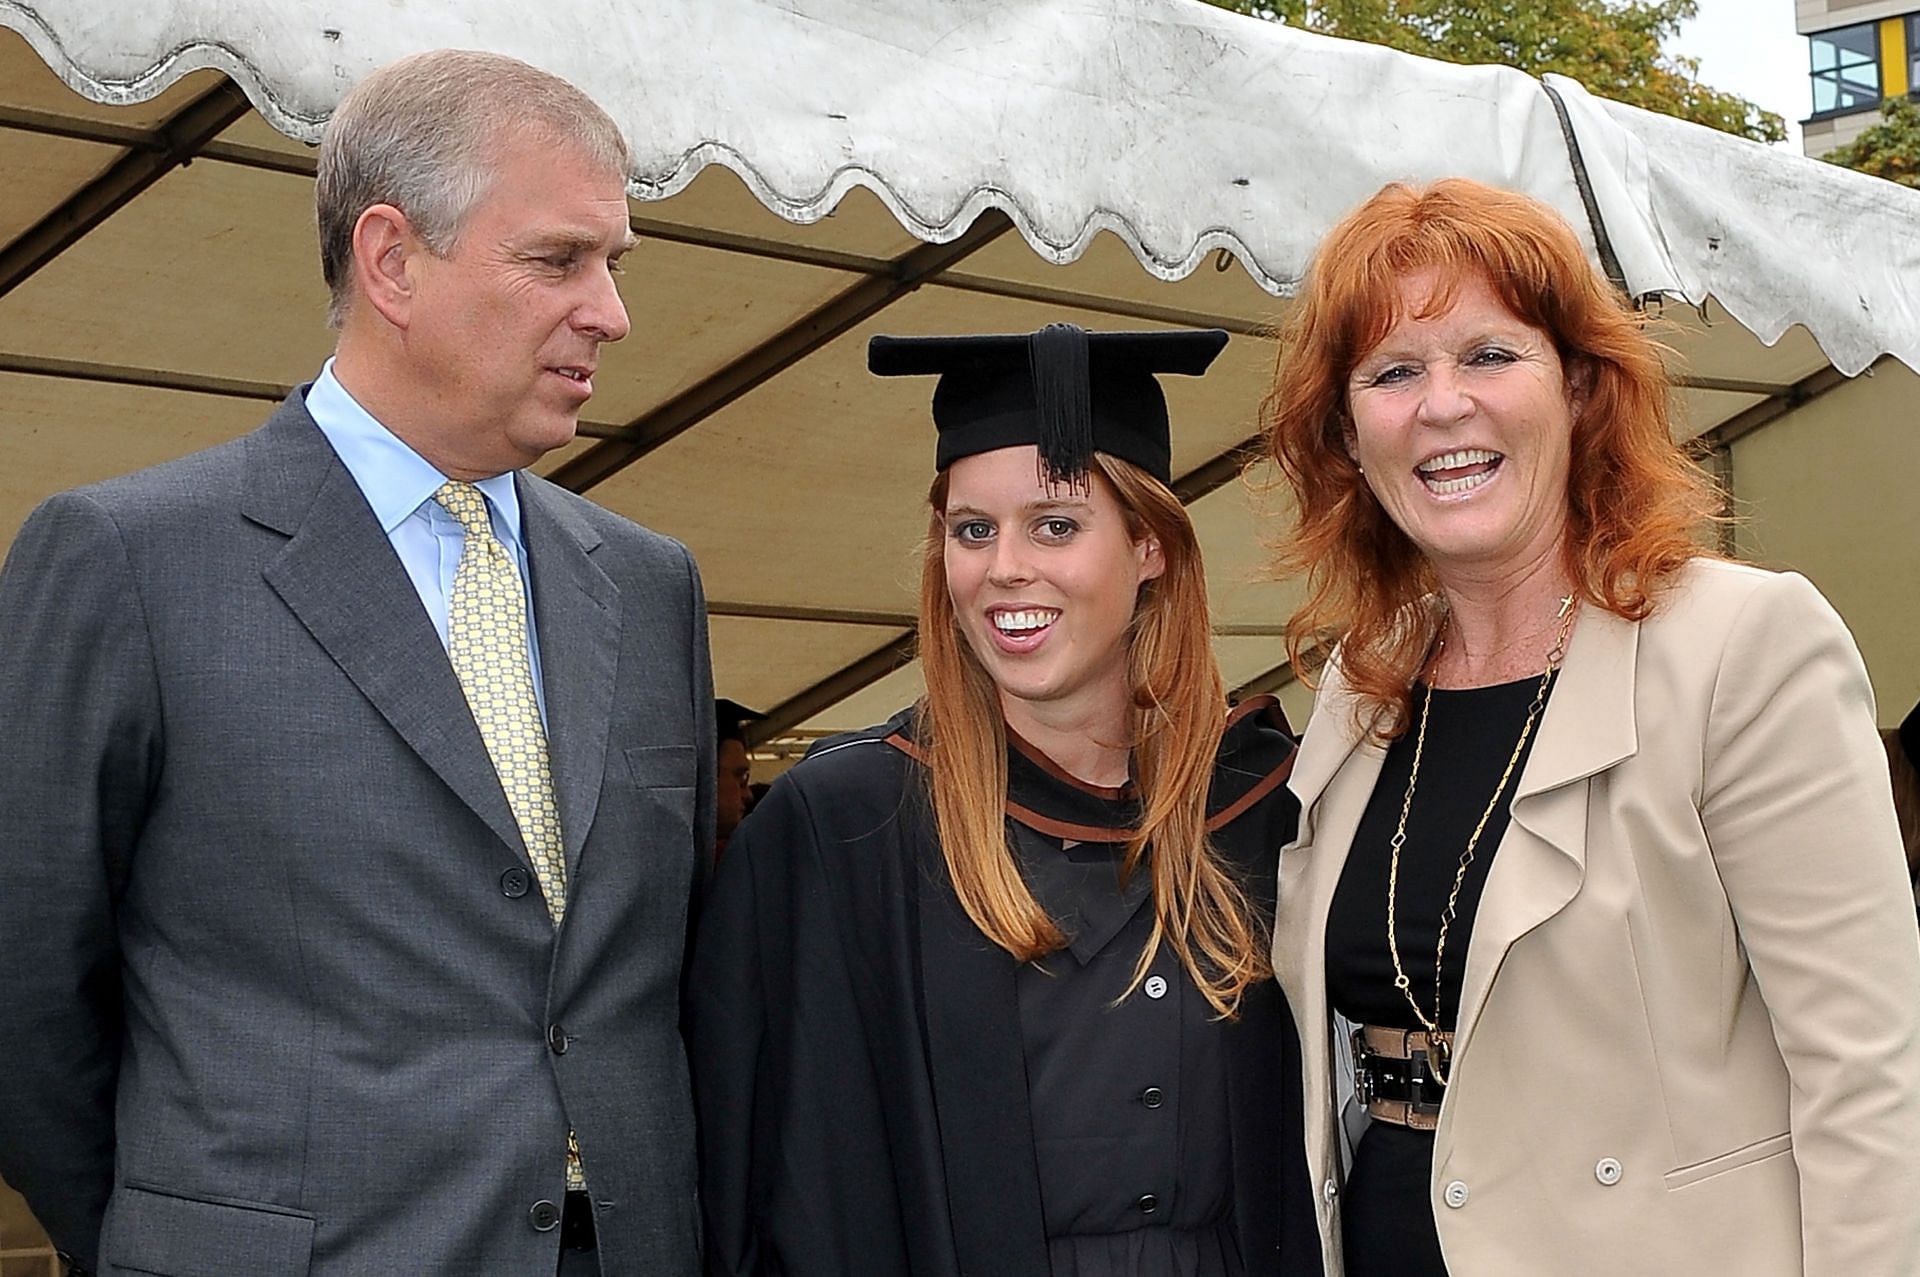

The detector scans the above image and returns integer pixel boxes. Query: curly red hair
[1262,178,1720,737]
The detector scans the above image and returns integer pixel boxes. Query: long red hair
[917,454,1268,1016]
[1263,178,1720,736]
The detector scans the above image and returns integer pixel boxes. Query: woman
[689,324,1320,1276]
[1261,179,1920,1275]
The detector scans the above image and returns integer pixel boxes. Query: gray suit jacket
[0,394,714,1275]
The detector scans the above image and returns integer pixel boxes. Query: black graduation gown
[687,697,1322,1277]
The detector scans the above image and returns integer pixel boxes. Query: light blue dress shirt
[304,359,547,723]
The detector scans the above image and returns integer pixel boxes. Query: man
[714,698,761,857]
[0,50,711,1276]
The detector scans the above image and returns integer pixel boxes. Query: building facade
[1800,0,1918,154]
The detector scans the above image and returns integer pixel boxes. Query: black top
[688,700,1323,1277]
[1324,675,1554,1277]
[1326,676,1553,1031]
[1008,741,1238,1275]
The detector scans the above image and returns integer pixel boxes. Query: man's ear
[350,203,420,330]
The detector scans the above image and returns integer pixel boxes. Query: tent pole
[551,211,1016,493]
[0,80,250,299]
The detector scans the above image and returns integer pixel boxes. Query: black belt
[562,1190,597,1252]
[1352,1024,1452,1131]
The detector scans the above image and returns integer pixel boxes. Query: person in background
[690,324,1322,1276]
[1261,177,1920,1276]
[715,698,761,857]
[0,50,712,1277]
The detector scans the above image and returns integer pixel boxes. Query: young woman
[689,324,1321,1277]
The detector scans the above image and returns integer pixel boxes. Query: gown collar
[881,693,1295,842]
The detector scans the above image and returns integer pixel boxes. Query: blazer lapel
[917,854,1051,1277]
[1284,680,1374,854]
[1275,669,1385,1222]
[518,477,618,879]
[1276,673,1383,1005]
[1453,606,1641,1050]
[245,397,527,863]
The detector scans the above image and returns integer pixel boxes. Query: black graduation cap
[716,698,763,746]
[1901,697,1920,771]
[868,323,1229,486]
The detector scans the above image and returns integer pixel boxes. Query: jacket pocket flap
[624,742,697,788]
[1664,1131,1793,1190]
[106,1183,314,1277]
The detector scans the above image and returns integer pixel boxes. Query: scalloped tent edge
[7,0,1917,375]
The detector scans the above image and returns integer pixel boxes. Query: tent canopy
[2,0,1914,750]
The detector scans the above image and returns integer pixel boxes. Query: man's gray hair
[316,49,631,328]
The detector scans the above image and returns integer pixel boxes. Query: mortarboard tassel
[1028,323,1094,494]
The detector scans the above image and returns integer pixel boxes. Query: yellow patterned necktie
[433,480,586,1191]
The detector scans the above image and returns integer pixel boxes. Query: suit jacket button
[1144,975,1169,999]
[1137,1193,1158,1214]
[1443,1180,1469,1209]
[529,1199,561,1232]
[1595,1157,1623,1186]
[1140,1086,1165,1109]
[500,868,530,898]
[548,1023,568,1054]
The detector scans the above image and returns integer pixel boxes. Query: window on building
[1810,22,1881,115]
[1908,14,1920,97]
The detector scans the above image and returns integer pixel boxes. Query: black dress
[688,700,1323,1277]
[1323,676,1554,1277]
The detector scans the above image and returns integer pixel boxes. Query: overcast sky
[1669,0,1810,148]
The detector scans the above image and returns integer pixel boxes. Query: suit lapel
[1453,605,1641,1050]
[917,851,1051,1277]
[518,476,618,878]
[245,397,527,863]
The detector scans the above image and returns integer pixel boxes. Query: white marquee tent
[3,0,1917,758]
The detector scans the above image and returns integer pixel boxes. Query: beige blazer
[1274,559,1920,1275]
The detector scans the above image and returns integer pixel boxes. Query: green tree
[1820,98,1920,188]
[1205,0,1785,144]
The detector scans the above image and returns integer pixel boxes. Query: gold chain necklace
[1385,593,1579,1086]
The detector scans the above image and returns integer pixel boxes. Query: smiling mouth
[1416,448,1502,496]
[990,607,1060,638]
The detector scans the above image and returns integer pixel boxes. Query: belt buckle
[1407,1038,1446,1117]
[1350,1025,1378,1108]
